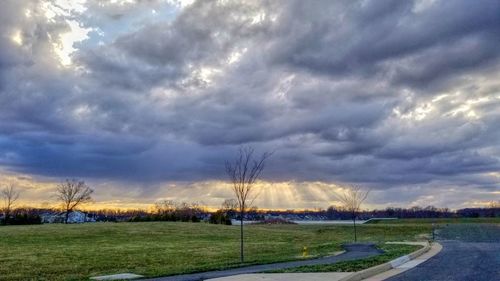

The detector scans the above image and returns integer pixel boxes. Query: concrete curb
[338,242,431,281]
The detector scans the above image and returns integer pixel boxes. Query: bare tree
[225,146,272,263]
[56,179,93,224]
[1,184,20,225]
[155,200,178,214]
[221,199,238,212]
[488,201,500,208]
[334,185,370,242]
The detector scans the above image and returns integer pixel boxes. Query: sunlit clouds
[10,30,23,45]
[3,169,499,211]
[52,20,92,66]
[1,169,345,210]
[40,0,92,65]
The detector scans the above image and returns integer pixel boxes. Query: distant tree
[488,201,500,208]
[178,202,202,222]
[221,199,238,212]
[209,199,238,225]
[9,207,41,225]
[155,200,177,214]
[225,146,272,263]
[334,185,370,242]
[1,184,20,225]
[209,210,232,225]
[152,200,202,222]
[326,206,350,220]
[56,179,93,224]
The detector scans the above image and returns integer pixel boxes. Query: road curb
[338,242,431,281]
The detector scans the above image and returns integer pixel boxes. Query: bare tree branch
[334,185,370,242]
[55,179,93,224]
[1,184,20,225]
[221,199,238,211]
[225,146,272,263]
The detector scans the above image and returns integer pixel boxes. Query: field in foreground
[0,221,431,280]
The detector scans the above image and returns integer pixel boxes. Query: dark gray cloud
[0,0,498,206]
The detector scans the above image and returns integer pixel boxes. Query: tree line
[129,200,204,222]
[1,179,93,225]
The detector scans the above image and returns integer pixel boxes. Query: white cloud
[54,20,92,65]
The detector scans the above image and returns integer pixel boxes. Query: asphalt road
[144,243,382,281]
[387,224,500,281]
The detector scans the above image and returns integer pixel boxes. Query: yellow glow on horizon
[464,200,500,208]
[1,174,350,211]
[3,176,494,211]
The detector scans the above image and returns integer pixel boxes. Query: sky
[0,0,499,210]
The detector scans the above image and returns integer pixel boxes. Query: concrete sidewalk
[352,242,442,281]
[209,272,352,281]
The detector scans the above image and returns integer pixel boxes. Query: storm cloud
[0,0,499,208]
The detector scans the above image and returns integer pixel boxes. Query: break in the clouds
[0,0,499,209]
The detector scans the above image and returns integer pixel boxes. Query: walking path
[208,242,436,281]
[144,244,382,281]
[360,242,442,281]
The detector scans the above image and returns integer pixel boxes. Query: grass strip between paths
[266,244,422,273]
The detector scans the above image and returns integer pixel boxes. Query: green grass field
[0,222,431,280]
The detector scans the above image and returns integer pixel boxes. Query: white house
[41,211,96,223]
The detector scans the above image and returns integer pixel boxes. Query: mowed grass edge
[0,222,430,280]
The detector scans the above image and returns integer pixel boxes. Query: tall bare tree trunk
[225,146,272,264]
[65,211,69,224]
[1,184,20,225]
[240,208,244,263]
[3,210,9,225]
[334,185,369,243]
[353,215,357,242]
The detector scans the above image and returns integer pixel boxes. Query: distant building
[40,212,59,223]
[41,211,96,224]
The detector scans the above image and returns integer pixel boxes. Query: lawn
[0,222,430,280]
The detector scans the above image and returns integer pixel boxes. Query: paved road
[387,224,500,281]
[144,244,382,281]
